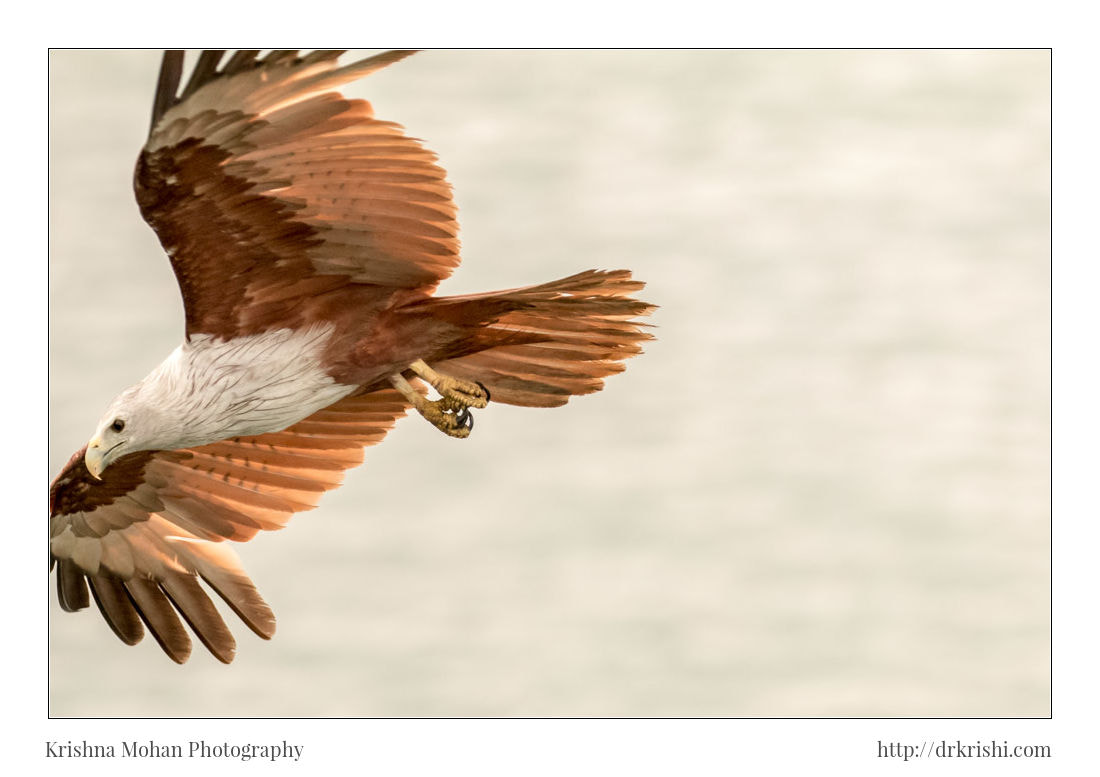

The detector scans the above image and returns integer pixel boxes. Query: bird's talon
[392,362,492,438]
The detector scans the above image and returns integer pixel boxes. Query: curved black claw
[455,406,474,432]
[476,381,491,403]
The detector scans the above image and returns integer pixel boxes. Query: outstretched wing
[135,50,460,339]
[49,386,417,664]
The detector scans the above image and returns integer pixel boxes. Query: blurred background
[48,50,1050,717]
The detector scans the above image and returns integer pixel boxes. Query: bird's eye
[109,419,126,433]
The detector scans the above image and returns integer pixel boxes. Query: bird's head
[84,385,172,479]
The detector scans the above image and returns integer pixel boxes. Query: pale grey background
[48,50,1050,717]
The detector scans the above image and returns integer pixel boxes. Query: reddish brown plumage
[51,387,420,663]
[135,50,457,343]
[51,50,654,662]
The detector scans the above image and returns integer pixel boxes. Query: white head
[83,327,355,479]
[84,383,178,478]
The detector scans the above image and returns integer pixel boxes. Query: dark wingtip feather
[223,49,262,75]
[88,575,145,646]
[162,576,238,664]
[150,50,185,136]
[180,50,225,101]
[301,50,346,65]
[56,560,90,612]
[124,579,193,664]
[262,50,300,66]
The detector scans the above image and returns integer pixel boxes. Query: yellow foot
[409,359,490,410]
[390,361,491,439]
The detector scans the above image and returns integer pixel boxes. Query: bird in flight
[50,50,653,664]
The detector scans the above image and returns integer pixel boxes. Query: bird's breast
[147,324,358,446]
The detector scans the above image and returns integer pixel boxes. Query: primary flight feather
[50,50,653,664]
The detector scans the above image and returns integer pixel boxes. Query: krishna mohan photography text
[46,739,303,762]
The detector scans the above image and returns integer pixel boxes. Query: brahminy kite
[49,50,652,663]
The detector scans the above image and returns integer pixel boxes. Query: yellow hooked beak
[84,437,107,480]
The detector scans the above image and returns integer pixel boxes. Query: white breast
[134,324,357,449]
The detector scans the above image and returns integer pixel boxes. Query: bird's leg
[389,360,491,439]
[409,359,490,410]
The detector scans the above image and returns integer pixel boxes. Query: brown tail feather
[431,270,654,407]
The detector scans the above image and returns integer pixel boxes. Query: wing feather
[160,575,236,664]
[149,51,184,134]
[124,578,192,664]
[49,386,418,662]
[87,574,144,645]
[56,559,90,612]
[135,49,456,339]
[222,49,262,75]
[180,50,225,100]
